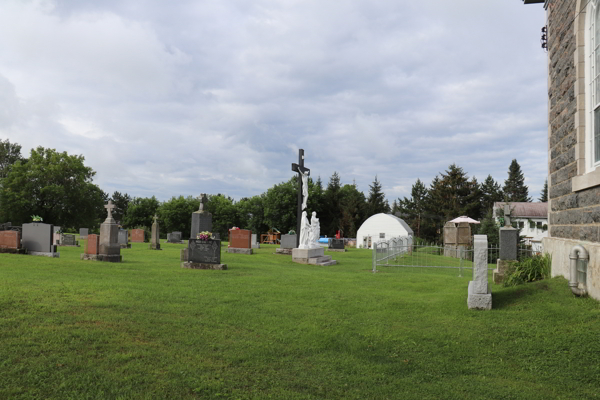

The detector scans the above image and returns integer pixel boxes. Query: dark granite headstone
[188,239,221,264]
[280,234,297,249]
[118,230,129,246]
[190,194,213,239]
[61,233,78,246]
[213,232,220,240]
[79,228,89,239]
[167,231,182,243]
[328,238,345,250]
[499,227,518,260]
[22,223,56,254]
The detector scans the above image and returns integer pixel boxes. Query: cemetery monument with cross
[291,149,337,266]
[493,204,519,284]
[81,200,122,262]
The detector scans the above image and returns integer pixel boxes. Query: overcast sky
[0,0,548,203]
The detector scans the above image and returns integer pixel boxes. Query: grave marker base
[181,262,227,270]
[0,248,27,254]
[292,247,338,265]
[30,251,60,258]
[227,248,253,255]
[120,244,132,249]
[327,248,347,252]
[80,254,123,262]
[149,243,162,250]
[275,248,293,255]
[467,281,492,310]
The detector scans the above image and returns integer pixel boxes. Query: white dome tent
[357,213,413,249]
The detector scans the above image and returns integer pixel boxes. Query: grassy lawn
[1,242,599,399]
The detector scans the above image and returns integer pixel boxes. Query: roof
[388,214,414,236]
[523,0,544,4]
[493,202,548,218]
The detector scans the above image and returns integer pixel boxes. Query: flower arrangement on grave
[230,226,240,230]
[31,215,43,222]
[196,231,212,240]
[288,229,296,235]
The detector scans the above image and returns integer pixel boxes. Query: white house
[356,213,413,249]
[493,202,548,253]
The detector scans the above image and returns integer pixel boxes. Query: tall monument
[190,194,213,239]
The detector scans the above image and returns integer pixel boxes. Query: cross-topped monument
[291,149,310,248]
[105,200,116,222]
[198,193,207,212]
[503,204,511,227]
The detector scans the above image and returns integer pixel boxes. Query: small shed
[356,213,413,249]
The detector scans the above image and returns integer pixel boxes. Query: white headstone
[467,234,492,310]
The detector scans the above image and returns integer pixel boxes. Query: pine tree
[366,175,389,217]
[539,179,548,202]
[503,159,531,202]
[481,175,503,214]
[397,178,428,237]
[323,172,342,235]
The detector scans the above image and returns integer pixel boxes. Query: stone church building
[525,0,600,299]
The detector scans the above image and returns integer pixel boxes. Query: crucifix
[105,200,116,221]
[291,149,310,248]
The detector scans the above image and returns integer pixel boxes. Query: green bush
[503,253,551,287]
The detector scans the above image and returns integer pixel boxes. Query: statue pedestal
[292,247,337,266]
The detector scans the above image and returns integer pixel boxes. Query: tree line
[0,140,390,239]
[394,161,547,243]
[0,139,546,242]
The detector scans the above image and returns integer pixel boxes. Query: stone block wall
[548,0,600,242]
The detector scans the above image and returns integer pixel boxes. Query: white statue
[309,211,320,248]
[301,170,309,210]
[298,211,311,249]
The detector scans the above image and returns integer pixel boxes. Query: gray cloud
[0,0,548,202]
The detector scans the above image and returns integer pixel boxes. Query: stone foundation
[30,251,60,258]
[275,248,293,255]
[0,248,27,254]
[80,254,123,262]
[467,281,492,310]
[543,237,600,301]
[181,262,227,270]
[227,248,253,255]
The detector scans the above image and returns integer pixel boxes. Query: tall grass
[503,253,552,287]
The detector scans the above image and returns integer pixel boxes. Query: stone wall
[548,0,600,242]
[546,0,600,300]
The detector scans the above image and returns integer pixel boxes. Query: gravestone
[22,223,59,257]
[81,201,122,262]
[181,239,227,270]
[227,229,252,255]
[118,229,131,248]
[130,229,145,243]
[468,235,492,310]
[53,226,61,245]
[493,206,519,284]
[276,234,297,255]
[79,228,89,240]
[60,233,80,247]
[0,230,26,254]
[443,221,471,258]
[85,234,100,255]
[328,238,346,252]
[251,233,260,249]
[190,194,213,239]
[149,215,161,250]
[167,231,182,243]
[213,232,220,240]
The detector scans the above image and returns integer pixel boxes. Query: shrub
[503,253,551,287]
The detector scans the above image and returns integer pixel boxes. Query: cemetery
[0,151,597,399]
[1,237,599,399]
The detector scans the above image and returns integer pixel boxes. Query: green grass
[1,242,599,399]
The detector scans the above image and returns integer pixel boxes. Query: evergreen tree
[323,172,343,235]
[503,159,531,202]
[339,182,367,238]
[366,175,389,217]
[480,175,503,215]
[478,209,500,247]
[110,191,131,224]
[539,179,548,202]
[397,178,428,238]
